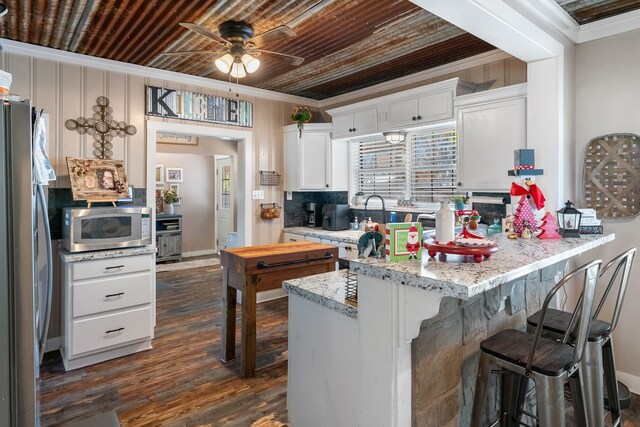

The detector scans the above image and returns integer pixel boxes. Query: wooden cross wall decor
[65,96,137,159]
[583,133,640,218]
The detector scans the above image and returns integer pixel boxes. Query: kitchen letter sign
[145,86,253,128]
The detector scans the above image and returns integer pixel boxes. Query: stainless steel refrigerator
[1,99,54,426]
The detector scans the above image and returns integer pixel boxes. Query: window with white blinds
[353,125,459,203]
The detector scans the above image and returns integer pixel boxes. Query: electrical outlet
[286,191,292,200]
[252,190,265,200]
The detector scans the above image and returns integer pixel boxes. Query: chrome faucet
[364,194,387,224]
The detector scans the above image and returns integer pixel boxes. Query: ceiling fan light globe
[241,53,260,73]
[215,53,234,73]
[230,62,247,78]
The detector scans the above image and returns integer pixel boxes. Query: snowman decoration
[405,223,421,260]
[508,149,546,237]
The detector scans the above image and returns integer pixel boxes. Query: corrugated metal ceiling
[0,1,638,99]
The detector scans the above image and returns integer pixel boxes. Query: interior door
[215,156,234,250]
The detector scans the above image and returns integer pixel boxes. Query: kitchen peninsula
[283,233,614,426]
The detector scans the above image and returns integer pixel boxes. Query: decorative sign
[66,157,129,202]
[157,132,199,145]
[146,86,253,127]
[385,222,423,262]
[65,96,137,160]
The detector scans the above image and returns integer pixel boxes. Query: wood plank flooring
[39,259,640,426]
[39,263,290,426]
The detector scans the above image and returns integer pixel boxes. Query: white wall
[573,28,640,391]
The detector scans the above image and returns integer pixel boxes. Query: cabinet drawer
[73,254,151,281]
[72,272,151,317]
[72,306,152,355]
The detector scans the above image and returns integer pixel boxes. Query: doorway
[215,155,234,251]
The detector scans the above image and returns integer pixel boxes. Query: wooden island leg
[241,277,258,378]
[221,268,237,362]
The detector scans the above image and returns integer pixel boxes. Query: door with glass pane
[215,156,234,250]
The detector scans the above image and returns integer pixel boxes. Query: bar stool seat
[528,308,611,342]
[481,329,574,376]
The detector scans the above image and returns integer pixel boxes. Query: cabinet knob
[457,182,463,187]
[412,116,417,121]
[348,128,353,132]
[325,184,329,188]
[352,128,356,132]
[417,115,422,120]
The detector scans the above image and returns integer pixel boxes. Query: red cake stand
[423,238,499,263]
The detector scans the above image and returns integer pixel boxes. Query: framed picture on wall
[168,183,180,205]
[155,165,164,185]
[166,167,183,182]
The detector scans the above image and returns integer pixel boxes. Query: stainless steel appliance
[63,206,152,252]
[322,204,350,231]
[305,202,316,227]
[1,100,53,426]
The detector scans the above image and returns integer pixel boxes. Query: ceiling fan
[161,20,305,78]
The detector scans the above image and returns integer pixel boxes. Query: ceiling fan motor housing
[219,20,254,42]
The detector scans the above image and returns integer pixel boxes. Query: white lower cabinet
[61,251,155,370]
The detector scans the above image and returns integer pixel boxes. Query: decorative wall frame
[583,133,640,218]
[155,189,164,213]
[155,165,164,185]
[166,167,183,183]
[66,157,129,204]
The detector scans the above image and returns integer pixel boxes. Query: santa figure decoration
[405,223,421,260]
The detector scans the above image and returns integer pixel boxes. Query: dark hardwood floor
[39,259,640,426]
[39,263,290,426]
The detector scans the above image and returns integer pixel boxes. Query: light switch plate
[252,190,265,200]
[286,191,292,200]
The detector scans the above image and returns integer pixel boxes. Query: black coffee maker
[305,203,316,227]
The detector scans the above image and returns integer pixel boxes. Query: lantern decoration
[556,200,582,238]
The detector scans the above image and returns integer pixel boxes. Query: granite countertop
[283,270,358,319]
[60,246,157,263]
[350,233,615,300]
[284,227,364,245]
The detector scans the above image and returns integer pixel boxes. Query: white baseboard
[616,370,640,394]
[182,249,217,258]
[45,336,61,354]
[236,288,288,305]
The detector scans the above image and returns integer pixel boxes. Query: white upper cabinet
[332,108,378,139]
[388,89,456,128]
[455,84,527,191]
[284,124,348,192]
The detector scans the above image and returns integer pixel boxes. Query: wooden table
[220,241,339,377]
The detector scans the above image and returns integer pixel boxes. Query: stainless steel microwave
[63,207,152,252]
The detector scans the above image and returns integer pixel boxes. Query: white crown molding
[578,9,640,44]
[507,0,579,44]
[318,49,511,109]
[0,38,321,106]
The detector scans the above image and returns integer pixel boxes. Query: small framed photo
[168,183,180,205]
[166,167,183,183]
[155,165,164,185]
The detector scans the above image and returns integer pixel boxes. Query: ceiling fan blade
[259,50,305,66]
[286,0,334,28]
[249,25,297,47]
[159,49,221,57]
[180,23,229,46]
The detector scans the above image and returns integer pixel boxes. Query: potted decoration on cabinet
[163,190,180,215]
[291,106,312,137]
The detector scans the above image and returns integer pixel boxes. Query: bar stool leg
[535,374,566,427]
[501,372,529,426]
[602,337,621,425]
[471,352,492,426]
[580,340,605,427]
[569,372,588,427]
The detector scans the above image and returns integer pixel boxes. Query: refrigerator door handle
[36,184,52,364]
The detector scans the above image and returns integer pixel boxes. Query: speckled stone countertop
[350,233,615,300]
[283,270,358,319]
[60,246,157,263]
[284,227,364,245]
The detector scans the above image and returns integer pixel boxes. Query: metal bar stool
[527,248,636,427]
[471,259,603,426]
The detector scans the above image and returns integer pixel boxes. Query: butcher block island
[220,241,338,377]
